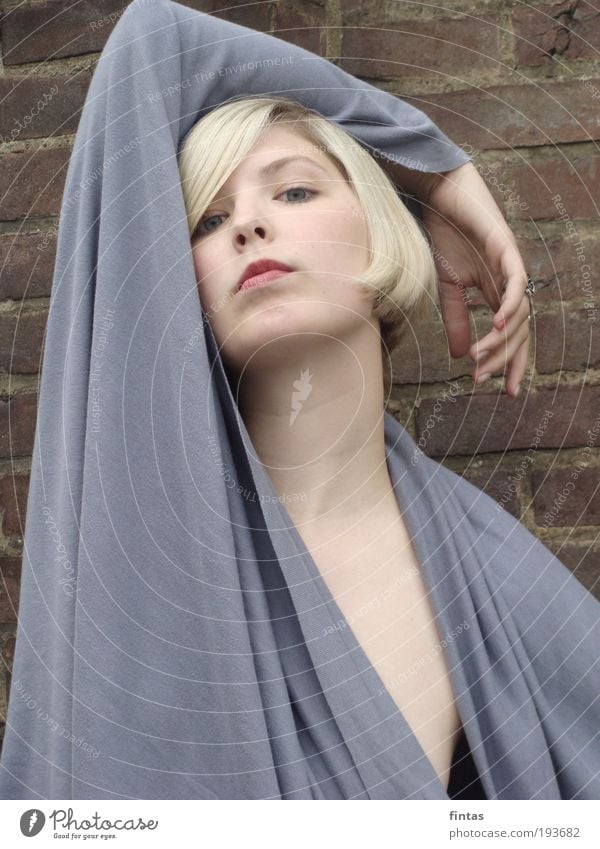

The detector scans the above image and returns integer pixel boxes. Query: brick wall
[0,0,599,748]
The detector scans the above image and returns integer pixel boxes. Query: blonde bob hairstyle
[177,95,439,396]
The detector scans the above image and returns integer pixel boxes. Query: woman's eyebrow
[210,156,332,205]
[257,155,330,177]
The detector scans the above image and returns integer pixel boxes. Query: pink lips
[237,257,294,291]
[238,269,291,292]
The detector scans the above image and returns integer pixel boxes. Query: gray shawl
[1,0,598,800]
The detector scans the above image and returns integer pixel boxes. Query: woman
[1,0,598,801]
[177,95,599,799]
[178,94,484,795]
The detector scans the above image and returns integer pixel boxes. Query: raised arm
[167,0,472,176]
[135,0,531,395]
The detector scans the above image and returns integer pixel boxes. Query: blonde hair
[177,95,438,396]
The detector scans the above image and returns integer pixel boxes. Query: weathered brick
[340,0,384,23]
[0,231,56,301]
[433,159,528,218]
[458,467,523,519]
[0,666,6,729]
[0,311,48,374]
[403,79,600,152]
[391,313,488,385]
[464,233,599,307]
[416,386,599,456]
[340,15,502,79]
[0,393,38,459]
[1,0,126,65]
[0,0,245,69]
[464,154,600,220]
[0,472,29,538]
[516,235,598,304]
[273,5,324,55]
[0,633,16,681]
[209,0,271,31]
[532,466,600,527]
[535,309,600,373]
[0,632,16,745]
[0,74,90,144]
[161,0,272,30]
[546,542,600,601]
[0,557,21,623]
[513,1,600,67]
[0,148,70,220]
[492,155,600,221]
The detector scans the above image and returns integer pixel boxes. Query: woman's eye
[194,187,315,238]
[196,213,226,236]
[281,186,314,202]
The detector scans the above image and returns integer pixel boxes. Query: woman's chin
[214,304,373,377]
[221,328,344,377]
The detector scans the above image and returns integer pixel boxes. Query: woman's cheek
[197,281,218,316]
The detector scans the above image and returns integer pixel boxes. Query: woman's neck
[233,327,394,534]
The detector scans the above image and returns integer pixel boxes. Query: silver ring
[525,275,535,296]
[526,275,534,321]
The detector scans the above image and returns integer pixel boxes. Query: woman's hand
[413,162,532,397]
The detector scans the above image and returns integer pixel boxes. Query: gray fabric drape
[1,0,598,800]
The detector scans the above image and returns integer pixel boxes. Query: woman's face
[190,124,373,375]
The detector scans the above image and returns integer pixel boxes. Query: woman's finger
[493,246,529,331]
[473,314,531,385]
[470,293,531,360]
[504,330,530,397]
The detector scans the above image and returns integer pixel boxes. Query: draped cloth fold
[1,0,599,800]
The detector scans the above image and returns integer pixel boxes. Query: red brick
[513,1,600,67]
[415,386,600,456]
[391,314,489,385]
[516,234,598,304]
[464,232,599,307]
[340,0,378,22]
[0,74,90,144]
[210,1,271,31]
[497,155,600,221]
[0,632,16,745]
[0,473,29,538]
[1,0,125,65]
[546,542,600,601]
[0,633,16,680]
[403,79,600,152]
[432,159,527,218]
[458,154,600,220]
[0,311,48,374]
[0,231,56,301]
[161,0,272,30]
[0,557,21,623]
[0,679,5,734]
[339,15,502,79]
[0,393,38,459]
[273,5,324,55]
[0,631,16,743]
[458,466,523,519]
[0,148,70,220]
[532,466,600,527]
[535,309,600,373]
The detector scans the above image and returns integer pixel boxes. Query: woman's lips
[238,269,292,292]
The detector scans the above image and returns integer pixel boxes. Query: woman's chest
[303,523,463,791]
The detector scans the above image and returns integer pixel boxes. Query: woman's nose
[235,222,267,245]
[230,200,272,245]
